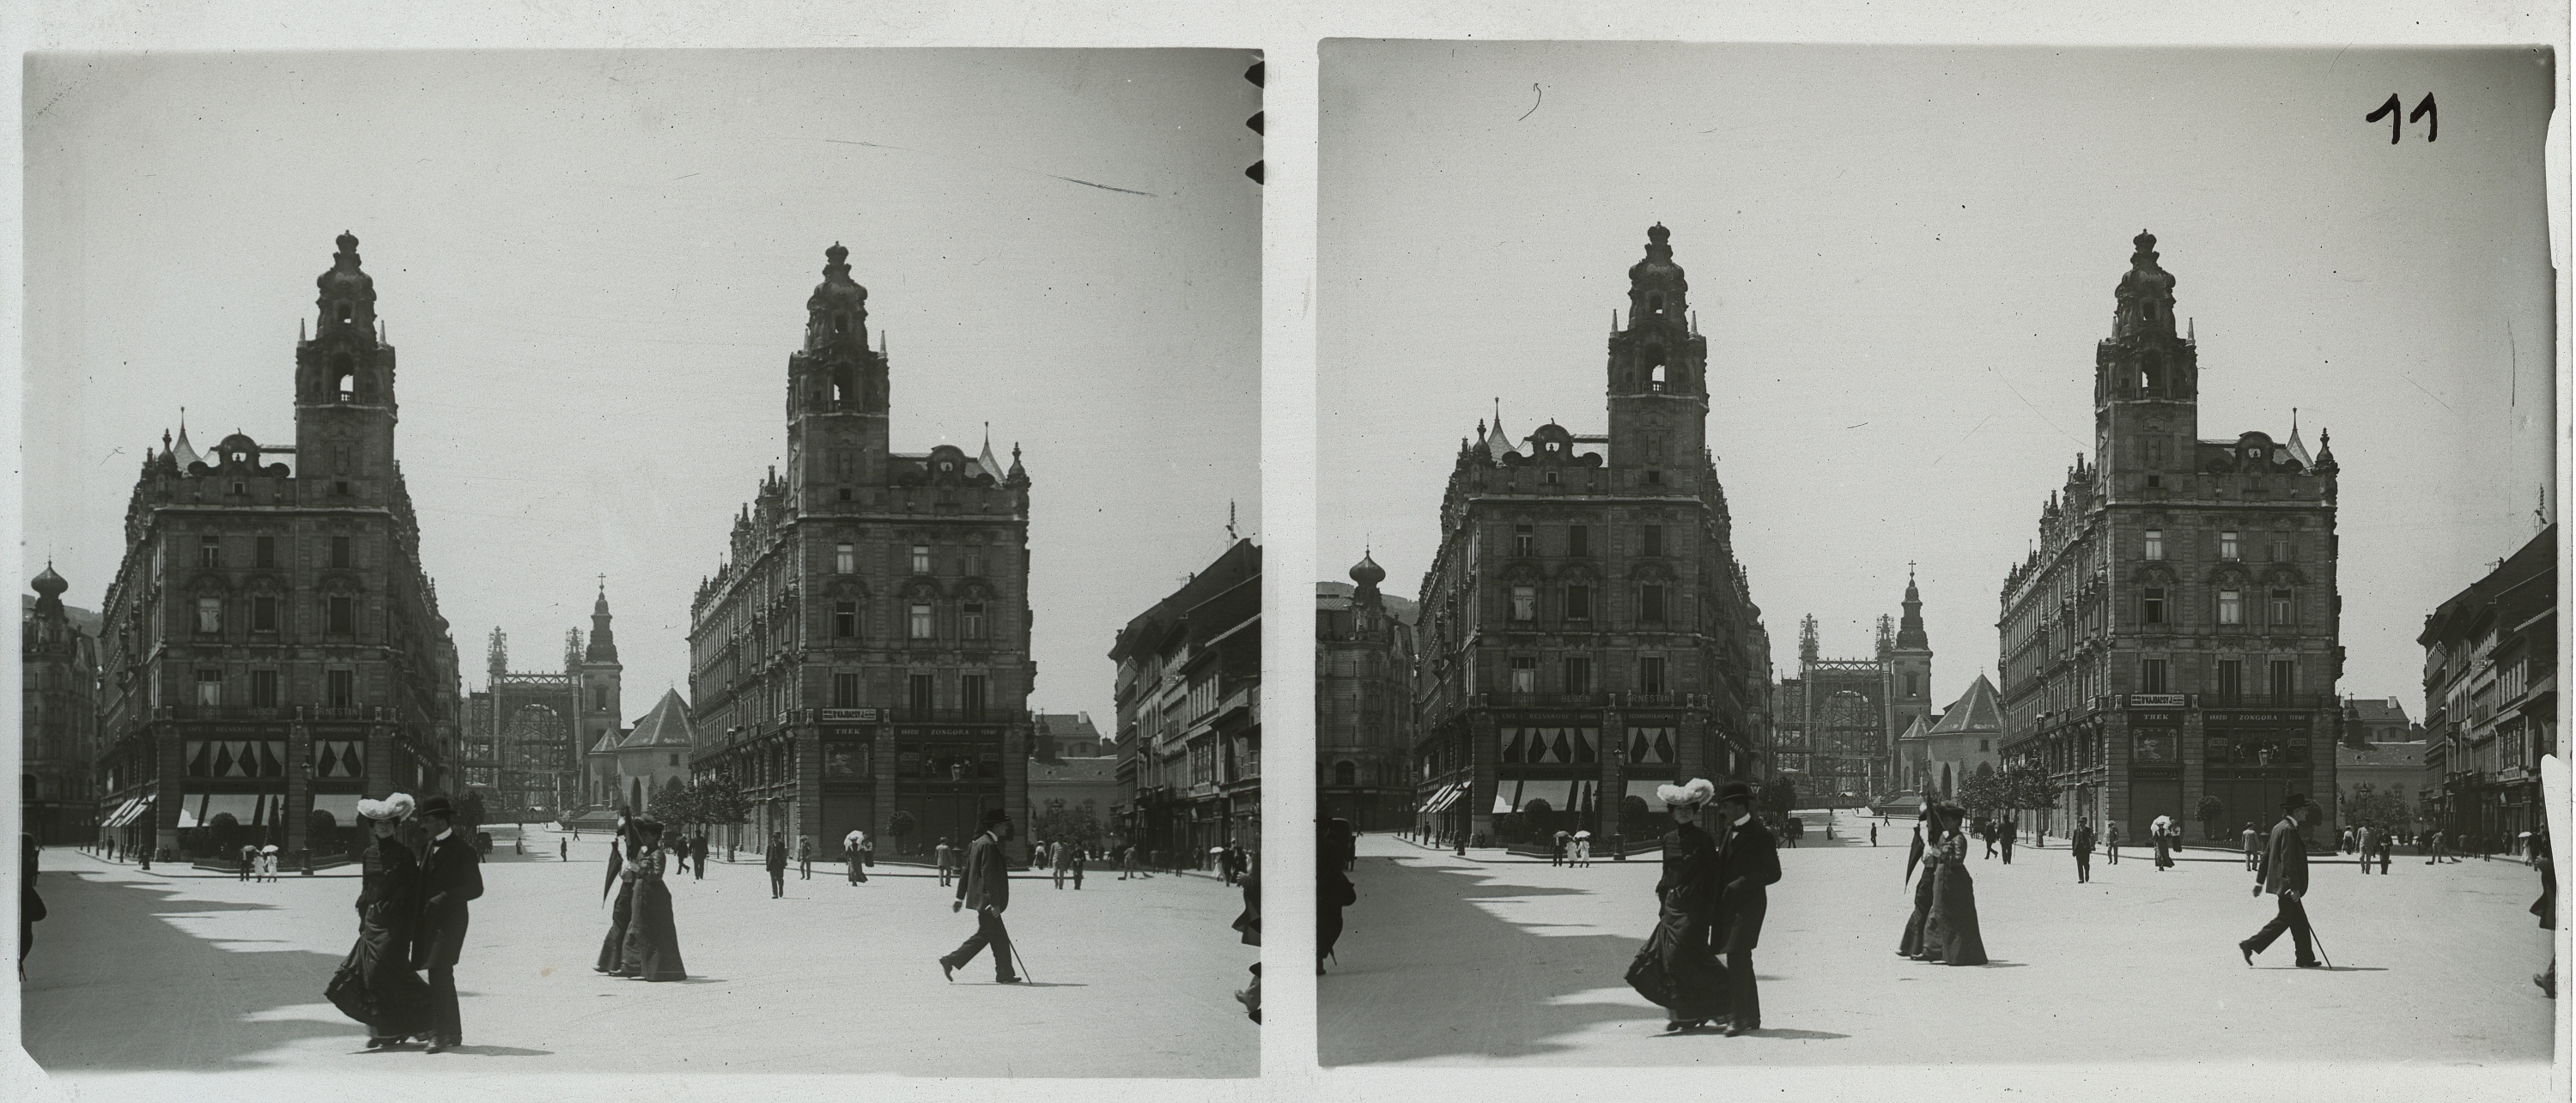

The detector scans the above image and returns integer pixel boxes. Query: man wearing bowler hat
[939,808,1021,984]
[1710,780,1781,1036]
[411,794,484,1051]
[2239,792,2322,969]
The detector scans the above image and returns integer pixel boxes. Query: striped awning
[176,792,283,829]
[1420,782,1467,814]
[101,796,150,827]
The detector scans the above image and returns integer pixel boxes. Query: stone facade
[1409,226,1776,849]
[688,245,1035,862]
[23,569,100,845]
[1317,555,1419,831]
[1111,539,1261,866]
[1996,231,2342,845]
[2418,523,2555,849]
[93,233,463,862]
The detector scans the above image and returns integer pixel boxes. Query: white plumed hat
[356,792,416,822]
[1656,779,1716,808]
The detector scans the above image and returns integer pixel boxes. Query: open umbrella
[259,845,279,854]
[1573,830,1592,839]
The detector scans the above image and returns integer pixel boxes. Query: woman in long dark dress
[1633,779,1731,1032]
[617,819,688,981]
[326,793,436,1047]
[595,812,637,973]
[1915,802,1989,966]
[1898,815,1936,957]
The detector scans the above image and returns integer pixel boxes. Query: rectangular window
[2142,587,2166,625]
[834,602,857,639]
[1905,671,1921,698]
[1568,525,1589,557]
[1563,657,1592,695]
[2217,588,2243,626]
[1515,525,1534,557]
[962,675,987,718]
[1510,585,1536,622]
[2141,658,2168,694]
[908,674,936,717]
[963,603,987,639]
[833,673,860,708]
[2269,540,2289,563]
[911,545,932,574]
[328,669,355,709]
[2269,588,2293,627]
[1564,585,1591,621]
[835,543,855,574]
[252,596,278,633]
[195,669,223,706]
[2269,659,2296,702]
[909,603,934,639]
[1640,584,1666,623]
[965,549,985,576]
[2215,659,2245,701]
[255,536,276,568]
[1510,657,1536,694]
[331,536,352,569]
[251,669,278,708]
[327,596,355,635]
[1642,525,1664,557]
[1639,656,1667,694]
[199,535,222,568]
[2220,530,2239,561]
[2144,530,2164,561]
[197,597,224,635]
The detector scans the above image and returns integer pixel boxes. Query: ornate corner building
[688,245,1035,861]
[1316,551,1419,831]
[93,233,464,861]
[1409,225,1776,848]
[1996,232,2342,843]
[23,566,100,844]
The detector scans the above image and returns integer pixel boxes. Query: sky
[1320,43,2555,712]
[23,48,1262,729]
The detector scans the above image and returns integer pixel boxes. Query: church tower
[1605,224,1710,474]
[1886,566,1935,743]
[2094,231,2200,493]
[786,243,892,512]
[577,585,624,763]
[295,232,398,502]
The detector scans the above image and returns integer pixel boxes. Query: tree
[2002,766,2055,827]
[2344,790,2412,835]
[652,779,699,827]
[2196,795,2226,841]
[1030,803,1106,851]
[1957,771,2007,819]
[456,789,489,831]
[1759,774,1801,820]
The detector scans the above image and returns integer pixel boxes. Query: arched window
[1334,761,1357,787]
[1649,363,1667,391]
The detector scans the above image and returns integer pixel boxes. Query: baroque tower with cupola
[1407,225,1775,851]
[690,244,1036,863]
[1997,230,2342,844]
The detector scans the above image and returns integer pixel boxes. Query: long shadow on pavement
[1321,855,1673,1064]
[22,869,359,1071]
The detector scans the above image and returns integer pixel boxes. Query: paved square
[21,828,1257,1076]
[1321,812,2554,1083]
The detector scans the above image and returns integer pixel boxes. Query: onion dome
[29,562,67,616]
[805,243,870,350]
[1349,550,1386,590]
[313,231,378,332]
[2112,229,2178,340]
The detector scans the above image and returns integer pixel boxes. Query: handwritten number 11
[2366,94,2437,143]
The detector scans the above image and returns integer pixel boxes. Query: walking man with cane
[2238,793,2322,970]
[938,808,1021,984]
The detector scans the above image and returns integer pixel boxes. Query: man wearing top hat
[939,808,1021,984]
[2239,792,2322,969]
[411,793,485,1051]
[1709,780,1781,1035]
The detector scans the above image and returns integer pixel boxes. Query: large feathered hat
[355,792,416,822]
[1656,779,1717,808]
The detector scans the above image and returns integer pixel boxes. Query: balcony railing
[150,704,392,722]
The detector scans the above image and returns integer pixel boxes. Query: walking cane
[1010,942,1036,984]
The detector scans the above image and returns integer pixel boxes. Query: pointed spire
[171,409,201,472]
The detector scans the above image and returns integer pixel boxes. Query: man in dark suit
[2070,820,2096,883]
[765,832,787,898]
[412,794,484,1052]
[2239,793,2321,969]
[1710,781,1781,1036]
[939,809,1020,984]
